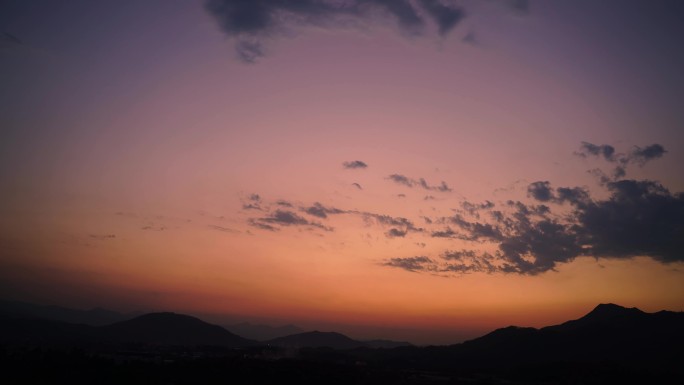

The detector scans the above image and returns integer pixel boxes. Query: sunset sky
[1,0,683,344]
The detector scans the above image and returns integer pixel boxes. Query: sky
[1,0,683,345]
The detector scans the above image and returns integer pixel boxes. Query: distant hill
[227,322,303,341]
[266,331,412,349]
[100,313,256,347]
[0,299,135,326]
[267,331,364,349]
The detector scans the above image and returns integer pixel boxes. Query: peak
[584,303,644,320]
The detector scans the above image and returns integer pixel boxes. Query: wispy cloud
[387,174,452,192]
[343,160,368,169]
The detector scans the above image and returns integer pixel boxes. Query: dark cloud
[386,228,407,238]
[250,209,333,231]
[430,227,458,238]
[437,173,684,274]
[387,174,413,187]
[352,182,363,190]
[265,210,310,225]
[576,142,616,161]
[276,199,293,207]
[461,200,495,217]
[527,181,592,206]
[242,193,263,210]
[343,160,368,169]
[576,179,684,263]
[387,174,452,192]
[527,181,554,202]
[576,142,667,180]
[630,144,666,165]
[441,250,497,274]
[384,256,433,272]
[302,202,345,219]
[205,0,465,62]
[360,212,422,233]
[418,0,465,36]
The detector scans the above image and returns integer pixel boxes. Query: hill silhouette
[267,331,364,349]
[455,303,684,365]
[100,312,255,347]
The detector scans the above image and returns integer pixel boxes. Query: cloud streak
[387,174,452,192]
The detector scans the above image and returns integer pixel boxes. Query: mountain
[0,299,135,326]
[100,312,256,347]
[459,303,684,364]
[267,331,365,349]
[266,331,412,349]
[226,322,303,341]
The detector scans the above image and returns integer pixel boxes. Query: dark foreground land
[1,303,683,384]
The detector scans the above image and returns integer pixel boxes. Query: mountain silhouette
[0,299,135,326]
[459,303,684,364]
[266,331,412,349]
[100,312,255,347]
[227,322,304,341]
[267,331,365,349]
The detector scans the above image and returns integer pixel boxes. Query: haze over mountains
[1,299,682,355]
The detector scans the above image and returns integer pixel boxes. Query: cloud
[387,174,452,192]
[576,179,684,263]
[438,175,684,274]
[386,228,407,238]
[430,227,458,238]
[264,210,310,225]
[242,193,263,210]
[302,202,345,219]
[250,209,333,231]
[576,142,616,161]
[343,160,368,169]
[630,144,666,165]
[276,199,293,207]
[387,173,413,187]
[352,182,363,190]
[360,212,422,233]
[205,0,465,62]
[248,219,279,232]
[208,225,240,233]
[576,142,667,180]
[384,256,433,272]
[527,181,554,202]
[418,0,465,36]
[441,250,497,274]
